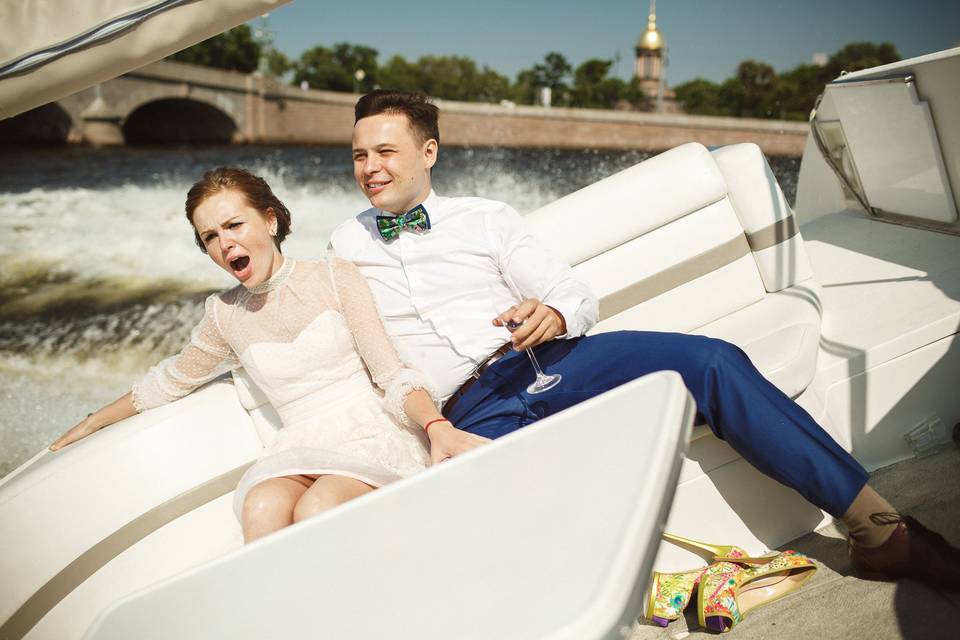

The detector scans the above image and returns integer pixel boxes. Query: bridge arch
[122,98,238,145]
[0,102,75,145]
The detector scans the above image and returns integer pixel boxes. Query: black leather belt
[442,343,512,416]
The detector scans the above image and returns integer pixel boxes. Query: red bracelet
[424,418,450,433]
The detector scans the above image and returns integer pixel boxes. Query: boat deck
[631,444,960,639]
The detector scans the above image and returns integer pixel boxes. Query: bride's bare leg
[242,475,312,543]
[292,475,374,523]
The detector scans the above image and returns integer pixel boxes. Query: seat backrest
[524,142,813,335]
[711,143,813,293]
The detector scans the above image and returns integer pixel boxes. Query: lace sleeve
[131,294,239,412]
[328,257,440,425]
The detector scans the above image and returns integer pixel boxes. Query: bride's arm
[50,294,238,451]
[401,387,489,463]
[329,258,489,463]
[50,393,137,451]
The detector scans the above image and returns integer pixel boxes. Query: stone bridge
[0,60,809,156]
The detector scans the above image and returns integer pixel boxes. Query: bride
[50,167,489,542]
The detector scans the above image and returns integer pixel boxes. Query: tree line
[169,26,900,120]
[168,25,645,109]
[673,42,900,120]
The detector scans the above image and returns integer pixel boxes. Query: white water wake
[0,164,576,476]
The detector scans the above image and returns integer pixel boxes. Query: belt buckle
[470,343,509,380]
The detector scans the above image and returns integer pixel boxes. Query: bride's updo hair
[185,167,292,253]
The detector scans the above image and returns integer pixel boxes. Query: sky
[258,0,959,87]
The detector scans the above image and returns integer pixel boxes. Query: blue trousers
[445,331,868,518]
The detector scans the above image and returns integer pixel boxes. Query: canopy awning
[0,0,292,120]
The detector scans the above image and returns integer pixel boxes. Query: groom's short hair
[355,90,440,146]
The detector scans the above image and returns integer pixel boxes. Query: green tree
[168,25,260,73]
[539,52,574,105]
[825,42,900,80]
[373,53,511,103]
[378,55,423,92]
[293,43,379,92]
[512,52,572,106]
[673,78,732,116]
[772,64,824,120]
[571,58,615,108]
[768,42,900,120]
[473,67,512,103]
[265,49,293,77]
[733,60,778,118]
[412,55,510,102]
[675,41,901,120]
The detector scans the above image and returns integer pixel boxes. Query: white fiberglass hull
[2,373,694,640]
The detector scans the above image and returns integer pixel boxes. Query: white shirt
[329,191,598,401]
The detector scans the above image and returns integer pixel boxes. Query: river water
[0,144,800,477]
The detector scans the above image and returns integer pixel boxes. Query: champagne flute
[499,280,562,394]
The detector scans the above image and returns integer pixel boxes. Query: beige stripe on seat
[1,462,252,640]
[597,215,800,320]
[599,234,752,319]
[744,215,799,252]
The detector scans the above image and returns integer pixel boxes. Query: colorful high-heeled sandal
[644,532,753,627]
[646,568,706,627]
[662,531,807,566]
[697,550,818,633]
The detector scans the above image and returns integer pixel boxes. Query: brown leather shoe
[849,513,960,592]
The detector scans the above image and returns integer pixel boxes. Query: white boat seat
[526,142,821,404]
[695,283,821,396]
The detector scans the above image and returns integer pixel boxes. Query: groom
[330,89,960,590]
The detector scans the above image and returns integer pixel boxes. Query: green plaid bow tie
[376,204,431,241]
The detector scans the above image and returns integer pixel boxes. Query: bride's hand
[50,414,101,451]
[50,393,137,452]
[426,420,490,465]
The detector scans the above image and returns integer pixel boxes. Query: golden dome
[637,13,664,51]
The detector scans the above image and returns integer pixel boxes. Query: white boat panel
[828,79,957,223]
[85,373,694,640]
[803,210,960,380]
[800,48,960,230]
[822,333,960,471]
[26,495,240,640]
[0,381,260,637]
[795,134,850,226]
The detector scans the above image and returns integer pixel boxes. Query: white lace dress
[131,257,436,519]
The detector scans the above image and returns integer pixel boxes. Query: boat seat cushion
[694,283,822,398]
[525,142,820,400]
[711,143,813,292]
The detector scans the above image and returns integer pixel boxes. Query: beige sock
[841,485,900,548]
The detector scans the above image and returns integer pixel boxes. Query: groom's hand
[426,421,490,464]
[493,298,567,350]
